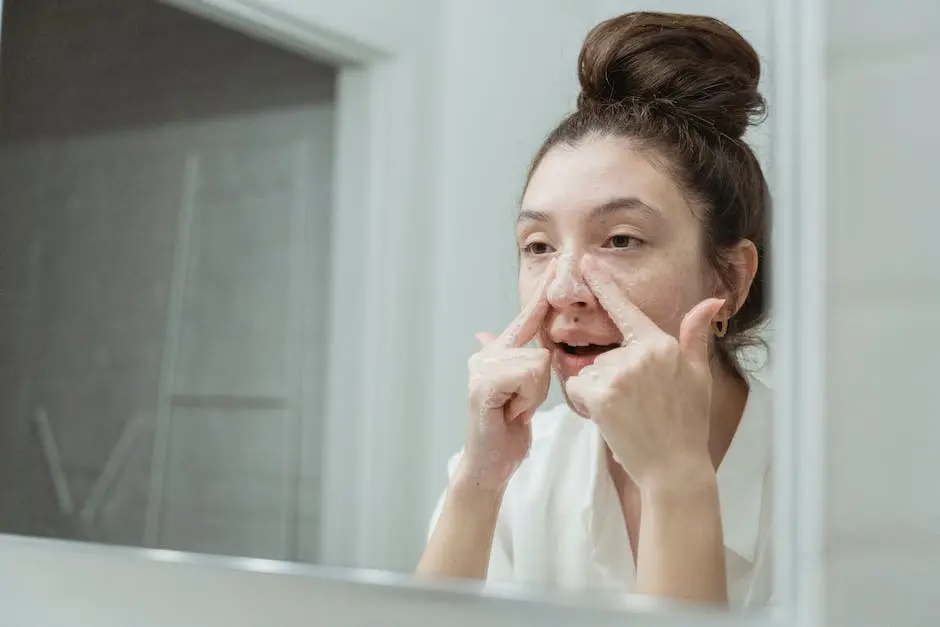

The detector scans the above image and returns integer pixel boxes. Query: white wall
[824,1,940,624]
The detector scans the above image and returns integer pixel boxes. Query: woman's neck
[707,360,750,470]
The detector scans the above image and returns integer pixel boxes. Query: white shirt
[428,376,774,608]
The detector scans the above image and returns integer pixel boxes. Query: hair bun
[577,12,765,139]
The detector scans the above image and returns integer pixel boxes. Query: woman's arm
[636,461,728,605]
[418,266,555,580]
[416,471,504,580]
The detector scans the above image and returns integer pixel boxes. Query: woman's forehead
[521,136,691,222]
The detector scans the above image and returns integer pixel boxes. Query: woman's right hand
[458,261,557,493]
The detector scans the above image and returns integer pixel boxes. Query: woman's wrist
[638,453,717,502]
[451,457,510,503]
[635,455,727,605]
[418,458,506,580]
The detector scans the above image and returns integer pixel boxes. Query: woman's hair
[525,11,771,370]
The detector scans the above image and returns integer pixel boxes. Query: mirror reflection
[0,0,774,611]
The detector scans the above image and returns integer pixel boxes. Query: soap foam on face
[546,251,588,304]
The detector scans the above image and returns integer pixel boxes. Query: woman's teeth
[559,343,620,356]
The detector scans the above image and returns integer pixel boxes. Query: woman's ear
[720,239,759,317]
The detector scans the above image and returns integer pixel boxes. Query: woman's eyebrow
[590,196,663,222]
[516,209,552,226]
[517,196,663,226]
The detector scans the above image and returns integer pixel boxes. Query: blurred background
[0,2,938,625]
[0,0,337,560]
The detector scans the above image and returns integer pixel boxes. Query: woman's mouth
[554,342,620,376]
[558,342,620,356]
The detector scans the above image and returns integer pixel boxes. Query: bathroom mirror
[0,0,825,625]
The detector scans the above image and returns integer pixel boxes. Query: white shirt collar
[716,375,773,561]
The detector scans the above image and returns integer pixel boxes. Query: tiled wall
[825,1,940,624]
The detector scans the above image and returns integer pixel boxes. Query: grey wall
[0,0,336,562]
[824,1,940,625]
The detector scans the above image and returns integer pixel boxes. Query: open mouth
[558,342,620,356]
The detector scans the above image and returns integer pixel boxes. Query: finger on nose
[580,255,659,339]
[497,259,557,349]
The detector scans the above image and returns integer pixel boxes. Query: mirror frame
[0,0,828,625]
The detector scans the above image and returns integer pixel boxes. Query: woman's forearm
[636,463,728,606]
[416,475,503,580]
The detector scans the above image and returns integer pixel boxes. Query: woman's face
[518,135,718,383]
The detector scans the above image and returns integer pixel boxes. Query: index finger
[579,255,660,341]
[493,260,557,349]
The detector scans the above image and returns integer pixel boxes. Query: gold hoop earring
[713,319,728,338]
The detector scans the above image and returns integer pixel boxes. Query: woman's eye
[523,241,554,255]
[605,234,641,249]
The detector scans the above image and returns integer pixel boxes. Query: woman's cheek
[606,264,695,337]
[603,263,655,308]
[518,261,544,305]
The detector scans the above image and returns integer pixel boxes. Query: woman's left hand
[564,256,725,490]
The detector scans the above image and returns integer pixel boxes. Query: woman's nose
[546,251,595,309]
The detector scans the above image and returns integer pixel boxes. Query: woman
[417,11,772,608]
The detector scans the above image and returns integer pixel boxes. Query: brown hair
[526,11,771,369]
